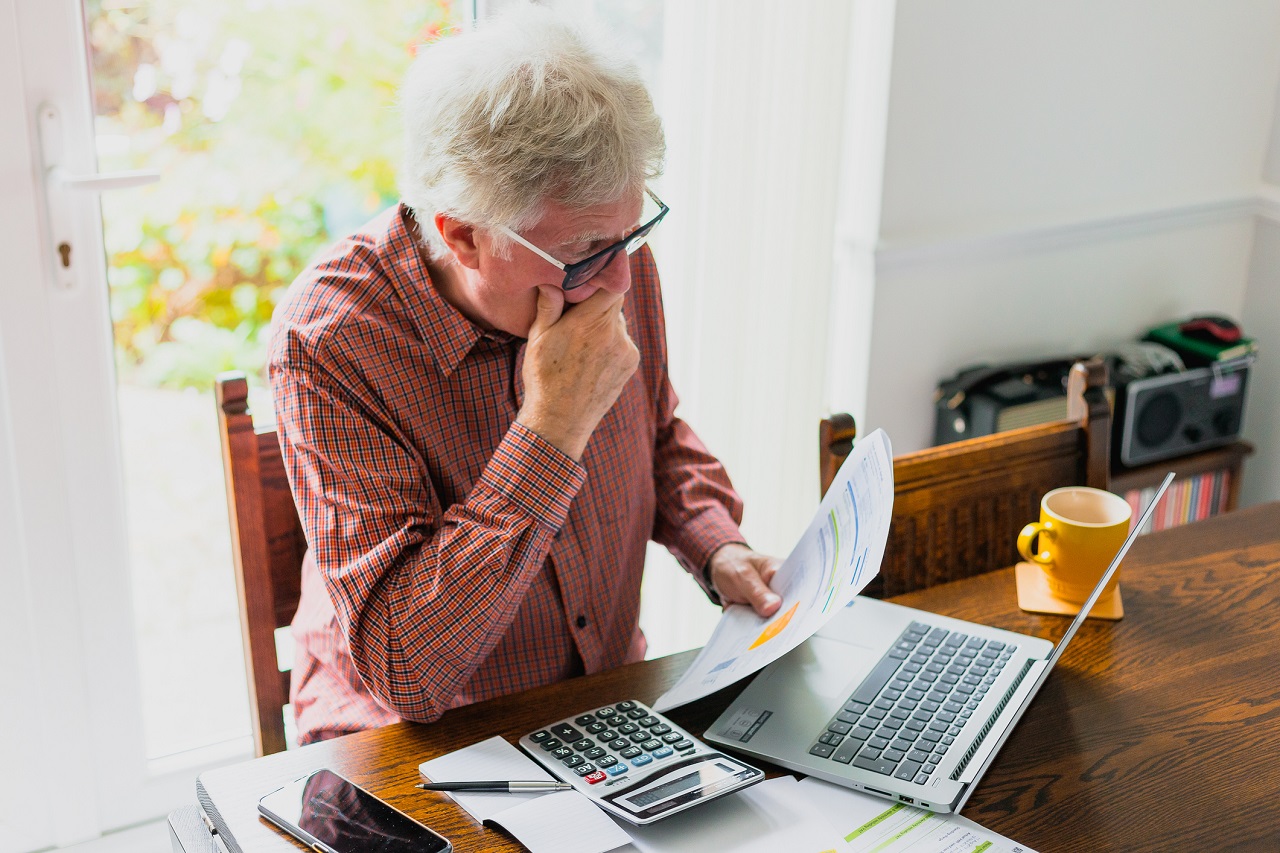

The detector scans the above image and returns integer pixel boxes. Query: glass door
[86,0,464,766]
[0,0,464,846]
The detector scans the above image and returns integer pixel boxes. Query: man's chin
[507,315,536,340]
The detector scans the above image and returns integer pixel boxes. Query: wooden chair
[215,371,306,756]
[820,359,1110,599]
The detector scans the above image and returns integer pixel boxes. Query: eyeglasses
[497,188,669,291]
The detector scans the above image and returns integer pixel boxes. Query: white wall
[879,0,1280,243]
[1241,215,1280,506]
[848,0,1280,506]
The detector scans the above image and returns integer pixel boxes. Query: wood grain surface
[196,502,1280,852]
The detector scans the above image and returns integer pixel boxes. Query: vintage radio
[1112,356,1252,468]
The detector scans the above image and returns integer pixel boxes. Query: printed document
[795,777,1039,853]
[654,429,894,711]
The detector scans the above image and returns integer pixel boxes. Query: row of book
[1121,469,1232,534]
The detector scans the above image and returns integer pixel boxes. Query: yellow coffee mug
[1017,486,1132,605]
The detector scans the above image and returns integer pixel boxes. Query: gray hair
[398,2,666,261]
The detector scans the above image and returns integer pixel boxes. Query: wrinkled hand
[708,543,783,617]
[517,285,639,460]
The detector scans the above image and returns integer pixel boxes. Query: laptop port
[900,796,914,804]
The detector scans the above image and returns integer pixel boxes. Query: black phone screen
[258,769,450,853]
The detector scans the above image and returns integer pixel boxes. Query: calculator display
[623,761,738,807]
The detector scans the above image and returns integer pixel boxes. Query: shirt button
[576,615,587,629]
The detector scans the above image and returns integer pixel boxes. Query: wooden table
[193,503,1280,852]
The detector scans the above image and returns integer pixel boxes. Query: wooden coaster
[1015,562,1124,620]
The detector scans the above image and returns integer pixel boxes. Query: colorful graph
[748,601,799,650]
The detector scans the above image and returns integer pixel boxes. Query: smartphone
[258,768,451,853]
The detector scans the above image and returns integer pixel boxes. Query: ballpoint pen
[416,780,573,793]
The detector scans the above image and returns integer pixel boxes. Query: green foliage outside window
[88,0,458,389]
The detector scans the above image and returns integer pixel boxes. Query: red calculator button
[584,771,607,785]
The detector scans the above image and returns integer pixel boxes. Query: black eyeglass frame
[498,188,670,291]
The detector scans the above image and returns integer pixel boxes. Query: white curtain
[639,0,859,657]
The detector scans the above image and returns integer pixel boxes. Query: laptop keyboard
[808,621,1016,785]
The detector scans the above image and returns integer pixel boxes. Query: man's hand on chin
[708,543,783,618]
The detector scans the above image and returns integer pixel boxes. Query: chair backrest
[215,370,306,756]
[820,359,1111,599]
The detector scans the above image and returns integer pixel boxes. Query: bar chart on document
[654,430,895,712]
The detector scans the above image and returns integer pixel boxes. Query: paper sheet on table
[654,429,894,712]
[485,790,631,853]
[612,776,842,853]
[417,735,557,822]
[795,777,1040,853]
[418,736,631,853]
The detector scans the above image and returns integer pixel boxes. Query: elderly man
[269,3,781,745]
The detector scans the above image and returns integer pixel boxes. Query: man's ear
[435,213,481,270]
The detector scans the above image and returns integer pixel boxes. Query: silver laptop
[705,473,1173,814]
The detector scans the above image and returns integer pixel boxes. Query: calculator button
[648,724,671,736]
[653,746,673,759]
[597,707,619,718]
[673,739,695,751]
[530,730,551,742]
[661,732,683,744]
[626,708,648,720]
[606,764,628,777]
[608,738,629,750]
[585,722,607,734]
[551,747,573,760]
[641,739,662,751]
[551,724,583,741]
[620,746,642,759]
[574,714,597,726]
[629,731,650,743]
[573,763,597,776]
[596,755,618,768]
[597,730,618,742]
[584,770,607,785]
[631,754,653,766]
[618,723,639,735]
[564,755,584,767]
[572,739,594,751]
[615,701,637,711]
[540,738,562,751]
[584,747,606,760]
[638,715,659,728]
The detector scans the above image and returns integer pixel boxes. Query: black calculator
[518,699,764,825]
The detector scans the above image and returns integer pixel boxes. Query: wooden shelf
[1111,440,1254,514]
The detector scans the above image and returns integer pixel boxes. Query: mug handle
[1018,521,1055,565]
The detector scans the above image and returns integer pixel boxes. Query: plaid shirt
[270,204,744,743]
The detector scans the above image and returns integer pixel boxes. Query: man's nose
[593,250,632,294]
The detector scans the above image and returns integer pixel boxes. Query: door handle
[49,166,160,192]
[37,102,159,289]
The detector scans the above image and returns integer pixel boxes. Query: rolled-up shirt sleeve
[274,360,585,722]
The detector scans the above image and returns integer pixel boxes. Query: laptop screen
[1041,471,1174,670]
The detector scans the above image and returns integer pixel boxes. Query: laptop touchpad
[765,634,880,703]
